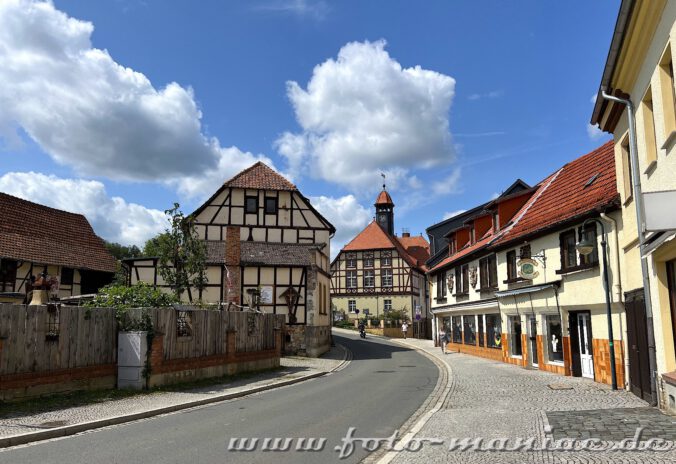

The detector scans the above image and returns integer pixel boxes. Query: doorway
[528,316,539,367]
[625,289,653,402]
[569,311,594,379]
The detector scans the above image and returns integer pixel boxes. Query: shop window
[346,271,357,289]
[506,250,517,281]
[348,299,356,313]
[346,253,357,268]
[560,230,577,270]
[463,315,476,345]
[486,314,502,349]
[436,271,447,299]
[546,315,564,363]
[452,315,462,343]
[621,134,633,202]
[478,315,485,347]
[264,197,277,215]
[363,270,374,288]
[384,299,392,311]
[60,267,74,285]
[0,259,18,292]
[659,44,676,140]
[245,196,258,214]
[382,269,393,287]
[509,316,522,357]
[641,86,658,165]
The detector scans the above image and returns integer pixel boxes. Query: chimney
[225,226,241,304]
[402,228,410,238]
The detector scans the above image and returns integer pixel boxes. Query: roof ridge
[0,191,86,220]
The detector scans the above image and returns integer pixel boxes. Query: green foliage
[105,241,142,260]
[155,203,208,301]
[142,232,171,257]
[383,309,409,322]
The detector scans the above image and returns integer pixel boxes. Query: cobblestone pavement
[0,345,347,439]
[390,338,676,464]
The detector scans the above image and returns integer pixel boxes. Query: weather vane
[381,172,386,190]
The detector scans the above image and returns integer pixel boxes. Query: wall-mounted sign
[259,286,273,304]
[517,258,539,280]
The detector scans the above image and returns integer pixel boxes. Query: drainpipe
[601,90,658,406]
[600,213,623,302]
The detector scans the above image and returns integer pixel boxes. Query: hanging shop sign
[517,258,540,280]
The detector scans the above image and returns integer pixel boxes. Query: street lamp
[576,217,617,390]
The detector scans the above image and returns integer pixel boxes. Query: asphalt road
[0,332,438,464]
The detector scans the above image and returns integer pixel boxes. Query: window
[0,259,17,292]
[578,224,598,266]
[642,86,658,165]
[509,316,522,357]
[478,315,485,347]
[454,267,461,294]
[264,197,277,214]
[546,315,564,363]
[363,252,374,268]
[384,299,392,311]
[463,315,476,345]
[621,134,633,202]
[479,255,498,290]
[452,315,462,343]
[346,271,357,289]
[346,253,357,268]
[245,196,258,214]
[382,269,393,287]
[461,264,469,294]
[436,271,447,299]
[486,314,502,349]
[60,267,74,285]
[348,299,356,313]
[560,230,577,270]
[363,269,375,288]
[506,250,517,281]
[381,251,392,266]
[659,44,676,139]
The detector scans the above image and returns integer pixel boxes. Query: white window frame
[348,300,356,313]
[364,269,375,288]
[384,299,392,311]
[381,269,393,287]
[346,271,357,289]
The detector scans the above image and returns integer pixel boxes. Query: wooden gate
[625,289,653,403]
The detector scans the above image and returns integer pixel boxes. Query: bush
[383,309,409,322]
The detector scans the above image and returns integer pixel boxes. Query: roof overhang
[495,282,559,298]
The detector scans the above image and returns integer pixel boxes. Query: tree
[143,233,170,257]
[105,241,142,260]
[155,203,208,301]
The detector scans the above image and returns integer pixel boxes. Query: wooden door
[625,289,653,402]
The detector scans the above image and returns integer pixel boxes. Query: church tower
[374,184,394,236]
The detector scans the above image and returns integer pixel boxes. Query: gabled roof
[341,221,430,272]
[223,161,297,191]
[0,192,116,273]
[343,221,396,251]
[492,141,618,247]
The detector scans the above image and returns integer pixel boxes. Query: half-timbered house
[125,162,335,356]
[330,188,430,325]
[0,192,116,303]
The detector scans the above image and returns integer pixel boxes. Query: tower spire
[375,173,394,235]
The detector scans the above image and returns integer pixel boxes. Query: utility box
[117,331,148,390]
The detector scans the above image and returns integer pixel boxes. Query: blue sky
[0,0,614,255]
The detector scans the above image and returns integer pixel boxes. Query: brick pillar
[226,329,237,362]
[225,226,241,305]
[149,334,164,371]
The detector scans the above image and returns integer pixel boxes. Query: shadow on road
[333,333,415,362]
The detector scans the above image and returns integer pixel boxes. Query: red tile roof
[342,221,430,271]
[343,221,396,251]
[0,192,117,273]
[375,190,394,206]
[223,162,297,191]
[429,229,494,273]
[493,141,618,246]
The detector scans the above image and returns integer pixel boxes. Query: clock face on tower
[377,213,388,228]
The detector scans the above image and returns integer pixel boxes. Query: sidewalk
[0,345,348,448]
[390,337,676,464]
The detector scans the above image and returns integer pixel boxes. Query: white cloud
[467,90,503,101]
[586,123,605,141]
[0,0,263,185]
[276,39,456,194]
[255,0,329,20]
[431,168,462,195]
[309,194,371,258]
[0,172,167,246]
[442,209,466,220]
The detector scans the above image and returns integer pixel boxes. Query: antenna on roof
[381,172,386,190]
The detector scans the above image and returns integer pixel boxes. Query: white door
[577,313,594,379]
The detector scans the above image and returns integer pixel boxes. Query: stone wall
[284,325,331,357]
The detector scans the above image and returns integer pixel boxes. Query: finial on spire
[381,172,386,190]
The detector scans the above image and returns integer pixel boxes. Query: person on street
[440,328,450,354]
[401,321,408,339]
